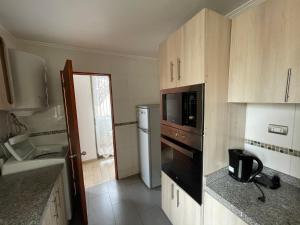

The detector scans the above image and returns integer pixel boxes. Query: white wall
[244,104,300,178]
[16,41,160,178]
[73,75,98,161]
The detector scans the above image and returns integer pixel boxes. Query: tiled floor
[85,175,172,225]
[82,157,115,188]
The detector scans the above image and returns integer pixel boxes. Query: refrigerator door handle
[138,127,150,134]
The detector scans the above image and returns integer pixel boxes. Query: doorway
[73,73,118,189]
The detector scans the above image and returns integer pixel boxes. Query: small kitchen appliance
[228,149,263,182]
[161,84,204,134]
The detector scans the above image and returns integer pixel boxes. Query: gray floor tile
[87,193,116,225]
[139,206,172,225]
[112,202,143,225]
[86,182,109,196]
[71,176,167,225]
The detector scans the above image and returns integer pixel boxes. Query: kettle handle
[248,156,263,182]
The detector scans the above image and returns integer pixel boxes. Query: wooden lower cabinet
[161,172,202,225]
[41,174,68,225]
[204,193,247,225]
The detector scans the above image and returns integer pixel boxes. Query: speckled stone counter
[205,167,300,225]
[0,165,63,225]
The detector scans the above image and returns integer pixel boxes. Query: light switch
[268,124,288,135]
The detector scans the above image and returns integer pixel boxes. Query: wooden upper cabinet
[286,0,300,103]
[167,29,181,88]
[159,30,181,90]
[180,10,205,87]
[159,9,208,90]
[228,0,300,103]
[159,41,170,90]
[159,8,230,91]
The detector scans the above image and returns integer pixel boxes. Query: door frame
[73,71,119,180]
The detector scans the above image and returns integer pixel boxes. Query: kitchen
[0,0,300,225]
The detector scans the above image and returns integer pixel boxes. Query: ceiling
[0,0,250,57]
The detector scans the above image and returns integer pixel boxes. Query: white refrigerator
[137,104,161,188]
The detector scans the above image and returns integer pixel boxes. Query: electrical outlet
[268,124,288,135]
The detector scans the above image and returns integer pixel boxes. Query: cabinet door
[228,0,290,103]
[180,10,205,87]
[159,41,169,90]
[166,29,181,89]
[56,175,67,225]
[171,186,184,225]
[183,192,202,225]
[161,172,173,221]
[286,0,300,103]
[204,193,247,225]
[41,205,53,225]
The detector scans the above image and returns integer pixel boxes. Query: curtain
[91,76,114,158]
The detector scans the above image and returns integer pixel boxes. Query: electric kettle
[228,149,263,182]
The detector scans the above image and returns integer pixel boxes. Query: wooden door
[286,0,300,103]
[229,0,292,103]
[0,37,12,109]
[180,10,205,87]
[60,60,88,225]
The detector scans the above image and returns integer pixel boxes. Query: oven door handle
[161,136,197,159]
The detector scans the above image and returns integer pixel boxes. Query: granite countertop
[205,167,300,225]
[0,165,63,225]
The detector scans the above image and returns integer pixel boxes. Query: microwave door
[165,93,182,125]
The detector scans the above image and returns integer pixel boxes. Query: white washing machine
[1,134,72,220]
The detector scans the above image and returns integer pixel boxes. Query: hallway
[82,157,115,188]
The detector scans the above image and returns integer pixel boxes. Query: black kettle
[228,149,263,182]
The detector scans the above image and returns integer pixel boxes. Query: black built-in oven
[161,124,203,205]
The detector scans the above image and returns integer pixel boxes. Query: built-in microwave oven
[160,84,204,134]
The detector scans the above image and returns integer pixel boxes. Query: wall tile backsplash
[244,104,300,179]
[245,104,296,148]
[245,139,300,157]
[293,105,300,150]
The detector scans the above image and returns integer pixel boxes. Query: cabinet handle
[177,58,181,80]
[285,68,292,102]
[171,183,174,200]
[176,190,179,208]
[170,61,174,82]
